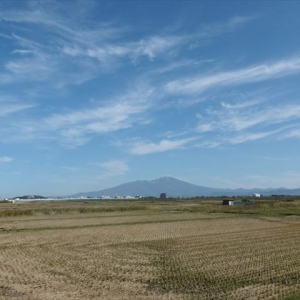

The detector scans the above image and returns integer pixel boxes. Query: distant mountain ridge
[69,176,300,198]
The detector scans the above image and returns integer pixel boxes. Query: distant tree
[160,193,167,199]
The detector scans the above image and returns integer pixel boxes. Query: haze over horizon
[1,1,300,198]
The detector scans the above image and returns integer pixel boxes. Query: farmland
[0,198,300,299]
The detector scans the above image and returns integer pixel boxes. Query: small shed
[222,199,234,206]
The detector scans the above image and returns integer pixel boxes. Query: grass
[284,295,300,300]
[0,202,148,217]
[1,197,300,218]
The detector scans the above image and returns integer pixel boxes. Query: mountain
[68,176,300,198]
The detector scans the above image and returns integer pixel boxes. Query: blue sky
[1,1,300,197]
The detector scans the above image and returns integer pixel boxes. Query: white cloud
[0,6,258,89]
[131,137,197,155]
[226,15,258,29]
[153,59,214,74]
[220,100,261,109]
[197,102,300,133]
[201,15,257,36]
[228,130,280,144]
[62,166,80,171]
[4,58,56,82]
[165,57,300,95]
[63,14,253,65]
[283,127,300,139]
[0,82,155,147]
[35,86,153,147]
[1,5,297,153]
[46,104,133,129]
[132,35,185,61]
[0,8,121,43]
[0,8,125,86]
[0,6,188,87]
[97,160,129,179]
[0,102,35,117]
[0,156,14,163]
[63,34,186,64]
[246,172,300,189]
[195,99,300,146]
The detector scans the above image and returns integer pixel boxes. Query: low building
[222,199,234,206]
[252,193,261,198]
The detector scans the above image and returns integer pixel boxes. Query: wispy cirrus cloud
[2,3,297,154]
[0,8,125,86]
[153,59,214,75]
[0,78,158,147]
[3,58,56,83]
[64,35,186,64]
[283,127,300,139]
[0,104,35,117]
[246,171,300,189]
[0,8,121,43]
[228,129,282,144]
[0,4,257,89]
[45,105,147,147]
[198,15,258,39]
[130,137,197,155]
[96,160,129,180]
[196,99,300,145]
[165,57,300,95]
[32,86,153,147]
[0,83,155,147]
[61,14,255,64]
[0,6,187,86]
[0,98,35,117]
[0,156,14,163]
[197,102,300,133]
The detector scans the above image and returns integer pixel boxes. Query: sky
[1,1,300,197]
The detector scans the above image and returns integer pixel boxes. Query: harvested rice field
[0,199,300,299]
